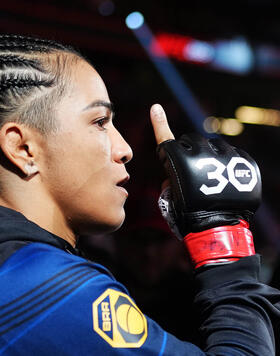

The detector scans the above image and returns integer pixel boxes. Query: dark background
[2,0,280,341]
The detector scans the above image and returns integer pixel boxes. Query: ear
[0,122,39,177]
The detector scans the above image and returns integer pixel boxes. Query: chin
[73,210,126,236]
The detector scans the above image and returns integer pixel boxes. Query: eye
[94,117,110,130]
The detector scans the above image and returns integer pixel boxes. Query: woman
[0,34,278,355]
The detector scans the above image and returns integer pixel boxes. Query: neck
[0,179,77,247]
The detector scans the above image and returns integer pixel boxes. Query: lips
[116,175,130,187]
[116,175,130,198]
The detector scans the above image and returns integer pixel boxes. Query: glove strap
[183,220,255,269]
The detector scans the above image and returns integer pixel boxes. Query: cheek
[42,132,126,233]
[43,132,112,198]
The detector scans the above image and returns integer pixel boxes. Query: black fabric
[195,254,261,290]
[0,205,279,354]
[196,254,280,355]
[0,206,79,265]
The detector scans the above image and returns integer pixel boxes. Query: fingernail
[151,104,164,120]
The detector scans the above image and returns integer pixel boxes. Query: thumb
[150,104,175,145]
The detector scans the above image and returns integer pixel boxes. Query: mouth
[116,175,130,197]
[116,175,130,187]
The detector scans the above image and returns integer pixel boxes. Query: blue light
[184,40,215,63]
[213,37,254,74]
[130,24,209,136]
[125,12,144,30]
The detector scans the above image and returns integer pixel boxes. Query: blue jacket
[0,206,278,355]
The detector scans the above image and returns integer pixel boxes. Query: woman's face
[41,60,133,234]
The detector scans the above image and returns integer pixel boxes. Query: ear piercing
[24,161,38,177]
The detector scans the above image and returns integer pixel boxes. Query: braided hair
[0,34,84,133]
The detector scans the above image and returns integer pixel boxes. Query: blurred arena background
[1,0,280,341]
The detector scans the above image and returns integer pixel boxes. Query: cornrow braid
[0,33,84,133]
[0,77,53,92]
[0,34,71,53]
[0,55,43,71]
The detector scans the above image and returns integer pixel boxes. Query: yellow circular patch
[116,304,145,334]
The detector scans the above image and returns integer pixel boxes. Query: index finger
[150,104,175,145]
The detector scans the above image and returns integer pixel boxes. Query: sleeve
[194,254,277,355]
[3,245,277,355]
[77,255,276,355]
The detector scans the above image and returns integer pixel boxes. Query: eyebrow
[82,100,114,113]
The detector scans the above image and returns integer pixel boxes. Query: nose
[111,126,133,164]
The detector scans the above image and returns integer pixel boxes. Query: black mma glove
[157,133,262,268]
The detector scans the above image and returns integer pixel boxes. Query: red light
[150,33,192,61]
[150,32,214,66]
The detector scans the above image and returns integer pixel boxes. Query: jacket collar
[0,205,79,255]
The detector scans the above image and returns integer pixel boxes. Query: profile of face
[40,60,133,235]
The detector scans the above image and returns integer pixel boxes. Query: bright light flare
[203,116,221,133]
[203,116,244,136]
[235,106,280,126]
[220,119,244,136]
[125,12,144,30]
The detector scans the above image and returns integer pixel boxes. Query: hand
[157,133,262,236]
[150,104,261,268]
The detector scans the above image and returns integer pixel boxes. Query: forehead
[71,60,110,104]
[55,60,110,127]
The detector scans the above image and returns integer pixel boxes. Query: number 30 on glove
[157,134,261,269]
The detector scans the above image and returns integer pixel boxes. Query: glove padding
[157,133,261,239]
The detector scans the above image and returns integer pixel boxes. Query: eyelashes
[92,116,111,130]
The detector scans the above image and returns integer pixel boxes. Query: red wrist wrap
[183,220,255,269]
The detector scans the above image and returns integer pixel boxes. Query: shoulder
[1,241,110,270]
[0,242,127,301]
[0,242,202,355]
